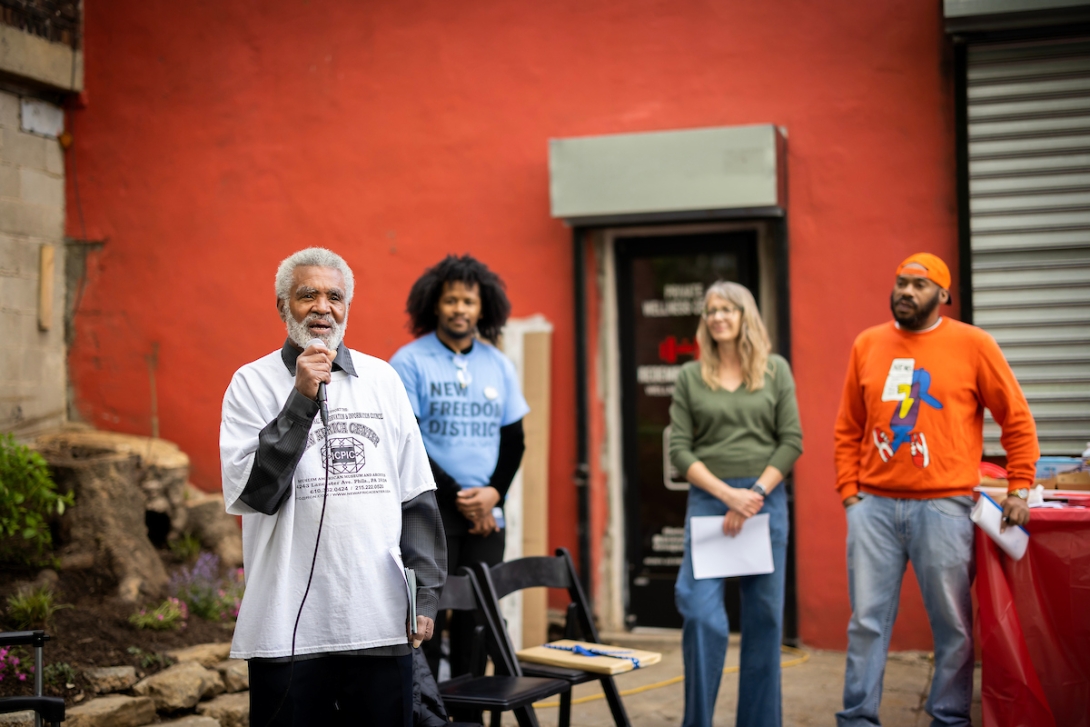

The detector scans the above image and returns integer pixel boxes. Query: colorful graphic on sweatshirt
[874,358,943,468]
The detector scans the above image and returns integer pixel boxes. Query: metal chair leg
[601,676,632,727]
[558,689,572,727]
[512,705,541,727]
[33,644,43,727]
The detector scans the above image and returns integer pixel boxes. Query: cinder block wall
[0,88,67,438]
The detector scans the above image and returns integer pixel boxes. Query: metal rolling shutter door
[967,36,1090,457]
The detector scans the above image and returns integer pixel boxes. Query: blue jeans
[838,494,975,727]
[675,478,788,727]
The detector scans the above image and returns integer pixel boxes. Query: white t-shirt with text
[220,348,435,659]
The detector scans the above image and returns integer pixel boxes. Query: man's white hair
[275,247,355,303]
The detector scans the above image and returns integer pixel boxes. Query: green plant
[42,662,76,687]
[128,597,188,631]
[126,646,175,670]
[5,584,71,629]
[170,552,244,621]
[168,531,202,562]
[0,434,74,565]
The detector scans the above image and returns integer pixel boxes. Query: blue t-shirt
[390,333,530,495]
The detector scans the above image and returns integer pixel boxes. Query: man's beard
[286,311,347,351]
[890,288,942,330]
[438,319,475,342]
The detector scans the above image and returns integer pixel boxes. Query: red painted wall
[69,0,957,649]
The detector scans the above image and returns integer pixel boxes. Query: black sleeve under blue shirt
[427,418,525,512]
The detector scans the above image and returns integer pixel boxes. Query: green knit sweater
[669,355,803,480]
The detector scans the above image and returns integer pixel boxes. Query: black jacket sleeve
[415,416,464,510]
[428,456,462,511]
[238,388,318,515]
[419,419,524,516]
[489,419,526,505]
[401,489,447,621]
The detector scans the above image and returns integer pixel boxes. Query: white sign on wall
[21,98,64,139]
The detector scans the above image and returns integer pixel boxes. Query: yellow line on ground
[533,644,810,709]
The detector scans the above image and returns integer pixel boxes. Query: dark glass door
[617,231,758,629]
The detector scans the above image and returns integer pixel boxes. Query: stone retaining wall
[0,642,249,727]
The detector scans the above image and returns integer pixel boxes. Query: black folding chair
[474,548,632,727]
[0,631,65,727]
[436,568,569,727]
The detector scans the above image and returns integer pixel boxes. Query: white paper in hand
[970,494,1028,561]
[690,514,774,580]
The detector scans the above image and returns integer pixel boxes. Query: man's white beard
[286,311,347,352]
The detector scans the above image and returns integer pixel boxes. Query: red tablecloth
[976,508,1090,727]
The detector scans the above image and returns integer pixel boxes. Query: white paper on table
[690,514,774,580]
[970,494,1028,561]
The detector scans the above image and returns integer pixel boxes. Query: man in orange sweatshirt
[834,253,1037,727]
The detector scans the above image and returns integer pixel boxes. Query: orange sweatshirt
[834,318,1038,501]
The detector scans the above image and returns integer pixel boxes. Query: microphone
[304,339,330,427]
[316,382,329,428]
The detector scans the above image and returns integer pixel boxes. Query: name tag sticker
[881,358,915,402]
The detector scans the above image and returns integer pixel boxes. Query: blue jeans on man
[675,478,788,727]
[838,493,975,727]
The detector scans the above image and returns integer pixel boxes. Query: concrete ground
[507,632,982,726]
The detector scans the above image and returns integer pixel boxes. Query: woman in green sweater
[670,281,803,727]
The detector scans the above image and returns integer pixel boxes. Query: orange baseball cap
[896,253,951,291]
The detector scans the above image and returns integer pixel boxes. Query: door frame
[592,219,795,640]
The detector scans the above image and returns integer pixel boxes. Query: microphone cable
[264,410,331,727]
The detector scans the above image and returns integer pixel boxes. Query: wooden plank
[521,330,552,649]
[38,243,54,331]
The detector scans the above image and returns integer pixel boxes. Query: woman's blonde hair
[696,281,772,391]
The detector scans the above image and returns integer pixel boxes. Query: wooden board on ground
[517,639,662,675]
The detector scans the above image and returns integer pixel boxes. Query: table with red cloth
[976,507,1090,727]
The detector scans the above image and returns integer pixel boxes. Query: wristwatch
[751,483,767,497]
[1011,488,1029,500]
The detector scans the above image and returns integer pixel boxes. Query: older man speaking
[220,247,445,726]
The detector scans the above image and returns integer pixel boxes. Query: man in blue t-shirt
[390,254,529,679]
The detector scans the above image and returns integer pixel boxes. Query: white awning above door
[549,124,786,225]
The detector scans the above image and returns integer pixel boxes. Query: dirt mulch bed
[0,555,234,707]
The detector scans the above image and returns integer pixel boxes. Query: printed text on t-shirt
[426,379,503,439]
